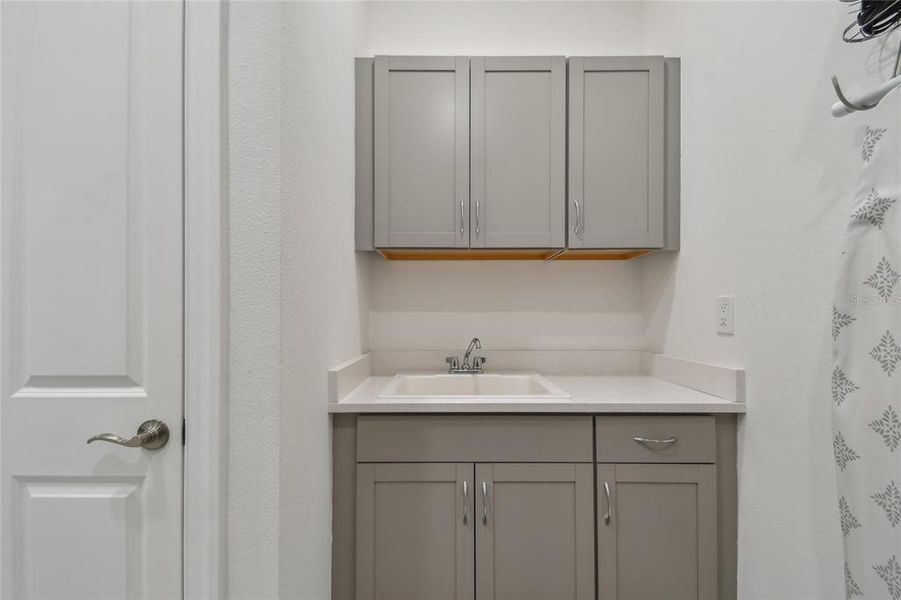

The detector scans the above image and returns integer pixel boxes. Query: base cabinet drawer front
[357,415,593,463]
[595,416,715,463]
[597,464,717,600]
[356,463,474,600]
[476,463,595,600]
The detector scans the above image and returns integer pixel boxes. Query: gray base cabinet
[334,415,735,600]
[596,464,717,600]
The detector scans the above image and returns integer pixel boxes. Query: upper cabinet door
[569,57,665,249]
[374,56,470,248]
[470,57,566,248]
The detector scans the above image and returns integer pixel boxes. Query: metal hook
[832,75,879,112]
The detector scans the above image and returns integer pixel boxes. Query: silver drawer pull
[481,481,488,524]
[633,436,677,445]
[459,199,465,236]
[463,480,469,524]
[603,481,611,525]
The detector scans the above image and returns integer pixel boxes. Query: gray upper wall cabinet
[356,55,680,256]
[569,56,665,249]
[374,56,470,248]
[470,57,566,248]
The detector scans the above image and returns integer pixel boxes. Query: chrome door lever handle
[87,419,170,450]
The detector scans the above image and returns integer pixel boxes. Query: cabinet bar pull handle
[603,481,611,525]
[481,481,488,524]
[460,199,465,236]
[463,480,469,524]
[475,199,480,236]
[573,200,581,234]
[633,436,677,445]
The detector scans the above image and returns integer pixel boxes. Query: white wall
[229,2,370,598]
[228,1,894,598]
[228,2,282,597]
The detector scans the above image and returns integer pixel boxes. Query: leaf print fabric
[841,497,863,536]
[833,118,901,597]
[863,257,900,302]
[833,367,859,406]
[870,331,901,375]
[874,556,901,600]
[872,481,901,527]
[862,127,887,162]
[835,432,861,470]
[835,306,857,340]
[870,406,901,452]
[851,189,896,229]
[846,563,864,598]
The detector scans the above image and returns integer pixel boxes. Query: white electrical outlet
[716,296,734,335]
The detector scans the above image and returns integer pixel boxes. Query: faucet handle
[446,356,460,372]
[472,356,486,371]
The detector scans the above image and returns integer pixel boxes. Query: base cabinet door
[597,464,717,600]
[356,463,474,600]
[476,463,594,600]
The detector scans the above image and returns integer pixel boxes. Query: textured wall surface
[228,2,370,598]
[278,4,369,599]
[228,2,282,598]
[227,2,894,598]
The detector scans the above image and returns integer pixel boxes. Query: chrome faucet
[446,337,487,374]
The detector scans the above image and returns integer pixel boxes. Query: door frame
[184,1,227,598]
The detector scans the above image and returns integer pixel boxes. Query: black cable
[858,0,901,38]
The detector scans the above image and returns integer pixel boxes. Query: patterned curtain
[834,113,901,599]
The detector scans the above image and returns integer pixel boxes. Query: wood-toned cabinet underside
[355,56,681,259]
[332,415,737,600]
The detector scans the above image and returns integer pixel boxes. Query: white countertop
[328,374,745,414]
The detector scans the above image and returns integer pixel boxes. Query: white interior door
[1,2,185,598]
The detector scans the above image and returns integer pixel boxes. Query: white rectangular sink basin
[378,373,571,403]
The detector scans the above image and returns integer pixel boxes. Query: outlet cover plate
[716,296,734,335]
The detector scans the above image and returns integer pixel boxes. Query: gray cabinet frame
[470,56,566,248]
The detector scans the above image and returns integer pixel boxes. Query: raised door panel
[356,463,474,600]
[597,465,716,600]
[471,57,565,248]
[1,2,184,597]
[374,56,469,248]
[569,56,664,249]
[476,463,594,600]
